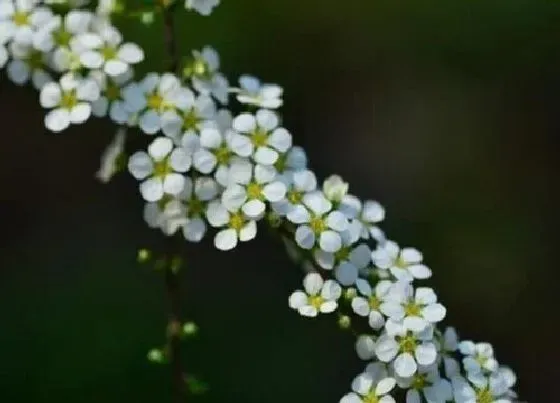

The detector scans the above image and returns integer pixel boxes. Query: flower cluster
[0,0,520,401]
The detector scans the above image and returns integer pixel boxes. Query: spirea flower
[459,341,499,375]
[288,272,341,317]
[127,137,191,202]
[232,109,292,165]
[187,45,229,104]
[235,74,283,109]
[178,176,219,242]
[0,0,53,46]
[6,41,51,89]
[39,72,100,132]
[340,363,396,403]
[396,364,452,403]
[206,200,257,250]
[351,279,394,330]
[371,241,432,282]
[185,0,220,16]
[90,68,133,123]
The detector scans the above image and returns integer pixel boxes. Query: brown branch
[162,2,179,74]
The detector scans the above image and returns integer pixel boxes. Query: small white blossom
[6,41,51,89]
[375,322,437,378]
[287,191,349,253]
[273,145,308,183]
[0,0,53,46]
[206,200,257,250]
[351,279,394,330]
[90,68,133,123]
[78,23,144,77]
[452,373,512,403]
[340,363,396,403]
[272,169,317,215]
[355,334,377,360]
[123,73,193,135]
[236,74,283,109]
[396,365,452,403]
[188,46,229,104]
[222,162,287,219]
[127,137,191,202]
[161,93,216,143]
[96,127,126,183]
[314,240,371,286]
[380,284,446,333]
[459,341,499,375]
[372,241,432,282]
[178,176,219,242]
[288,272,341,317]
[436,326,461,378]
[39,72,100,132]
[185,0,220,16]
[232,109,292,165]
[32,10,92,53]
[323,175,349,203]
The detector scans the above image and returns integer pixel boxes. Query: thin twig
[162,2,179,74]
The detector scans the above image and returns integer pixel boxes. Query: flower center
[12,11,29,26]
[213,145,231,165]
[27,50,43,70]
[247,182,264,200]
[396,255,408,268]
[309,215,326,235]
[187,198,204,218]
[362,391,379,403]
[411,373,430,390]
[398,333,418,354]
[287,189,302,204]
[251,127,269,147]
[182,108,201,131]
[404,301,422,316]
[308,295,324,309]
[476,388,493,403]
[147,93,164,110]
[153,159,172,178]
[475,353,488,367]
[60,91,78,109]
[101,45,118,60]
[157,194,174,210]
[106,81,121,101]
[228,212,245,231]
[368,295,381,310]
[53,28,72,47]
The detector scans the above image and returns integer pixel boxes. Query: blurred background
[1,0,558,401]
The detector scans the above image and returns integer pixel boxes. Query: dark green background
[1,1,559,401]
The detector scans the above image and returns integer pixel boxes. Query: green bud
[137,248,151,263]
[344,287,357,300]
[266,211,282,228]
[140,12,154,25]
[147,348,166,364]
[182,321,198,337]
[170,256,182,274]
[338,315,351,330]
[185,375,208,395]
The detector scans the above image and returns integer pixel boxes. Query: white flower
[78,23,144,77]
[338,195,386,241]
[288,272,341,317]
[452,373,512,403]
[232,109,292,165]
[397,365,452,403]
[287,191,349,252]
[143,196,185,235]
[323,175,349,203]
[6,41,51,89]
[178,176,219,242]
[192,127,251,178]
[90,68,133,124]
[185,0,220,16]
[188,46,229,104]
[127,137,191,202]
[459,341,499,375]
[272,169,317,216]
[205,200,257,251]
[380,284,446,333]
[222,162,287,219]
[160,93,216,143]
[375,323,438,378]
[39,72,100,132]
[96,127,126,183]
[351,279,394,330]
[0,0,53,46]
[371,241,432,282]
[313,240,371,286]
[123,73,193,135]
[340,363,396,403]
[32,10,92,53]
[96,0,118,15]
[236,74,283,109]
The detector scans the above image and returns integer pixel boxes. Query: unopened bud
[338,315,351,330]
[137,248,151,263]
